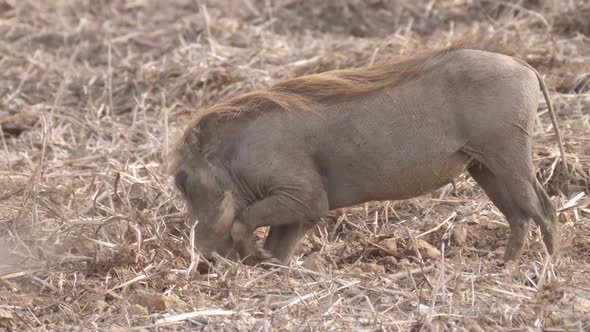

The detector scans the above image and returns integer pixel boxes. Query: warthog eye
[175,170,188,194]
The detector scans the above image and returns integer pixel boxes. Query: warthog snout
[175,168,243,260]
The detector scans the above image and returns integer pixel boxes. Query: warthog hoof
[242,248,281,266]
[230,221,281,266]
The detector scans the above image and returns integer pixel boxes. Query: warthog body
[172,47,566,264]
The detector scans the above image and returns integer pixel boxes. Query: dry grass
[0,0,589,330]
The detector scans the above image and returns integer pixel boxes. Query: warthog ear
[193,114,220,156]
[213,191,236,234]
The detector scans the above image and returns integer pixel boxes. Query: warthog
[171,47,567,265]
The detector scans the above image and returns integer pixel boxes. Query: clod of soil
[415,239,442,260]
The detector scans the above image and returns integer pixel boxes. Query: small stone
[127,304,148,316]
[131,290,185,311]
[417,304,430,314]
[302,252,327,272]
[0,308,14,329]
[451,226,468,245]
[361,262,385,275]
[573,295,590,311]
[380,256,398,268]
[95,300,108,312]
[378,238,398,257]
[398,258,410,265]
[416,239,441,260]
[463,318,486,332]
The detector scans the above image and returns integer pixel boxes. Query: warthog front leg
[230,188,329,265]
[263,223,316,263]
[229,221,280,265]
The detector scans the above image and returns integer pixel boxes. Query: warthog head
[174,154,239,260]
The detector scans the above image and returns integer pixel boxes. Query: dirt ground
[1,0,589,331]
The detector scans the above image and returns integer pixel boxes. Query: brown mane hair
[188,47,454,127]
[169,43,506,174]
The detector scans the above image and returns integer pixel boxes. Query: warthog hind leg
[465,141,559,261]
[468,162,531,261]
